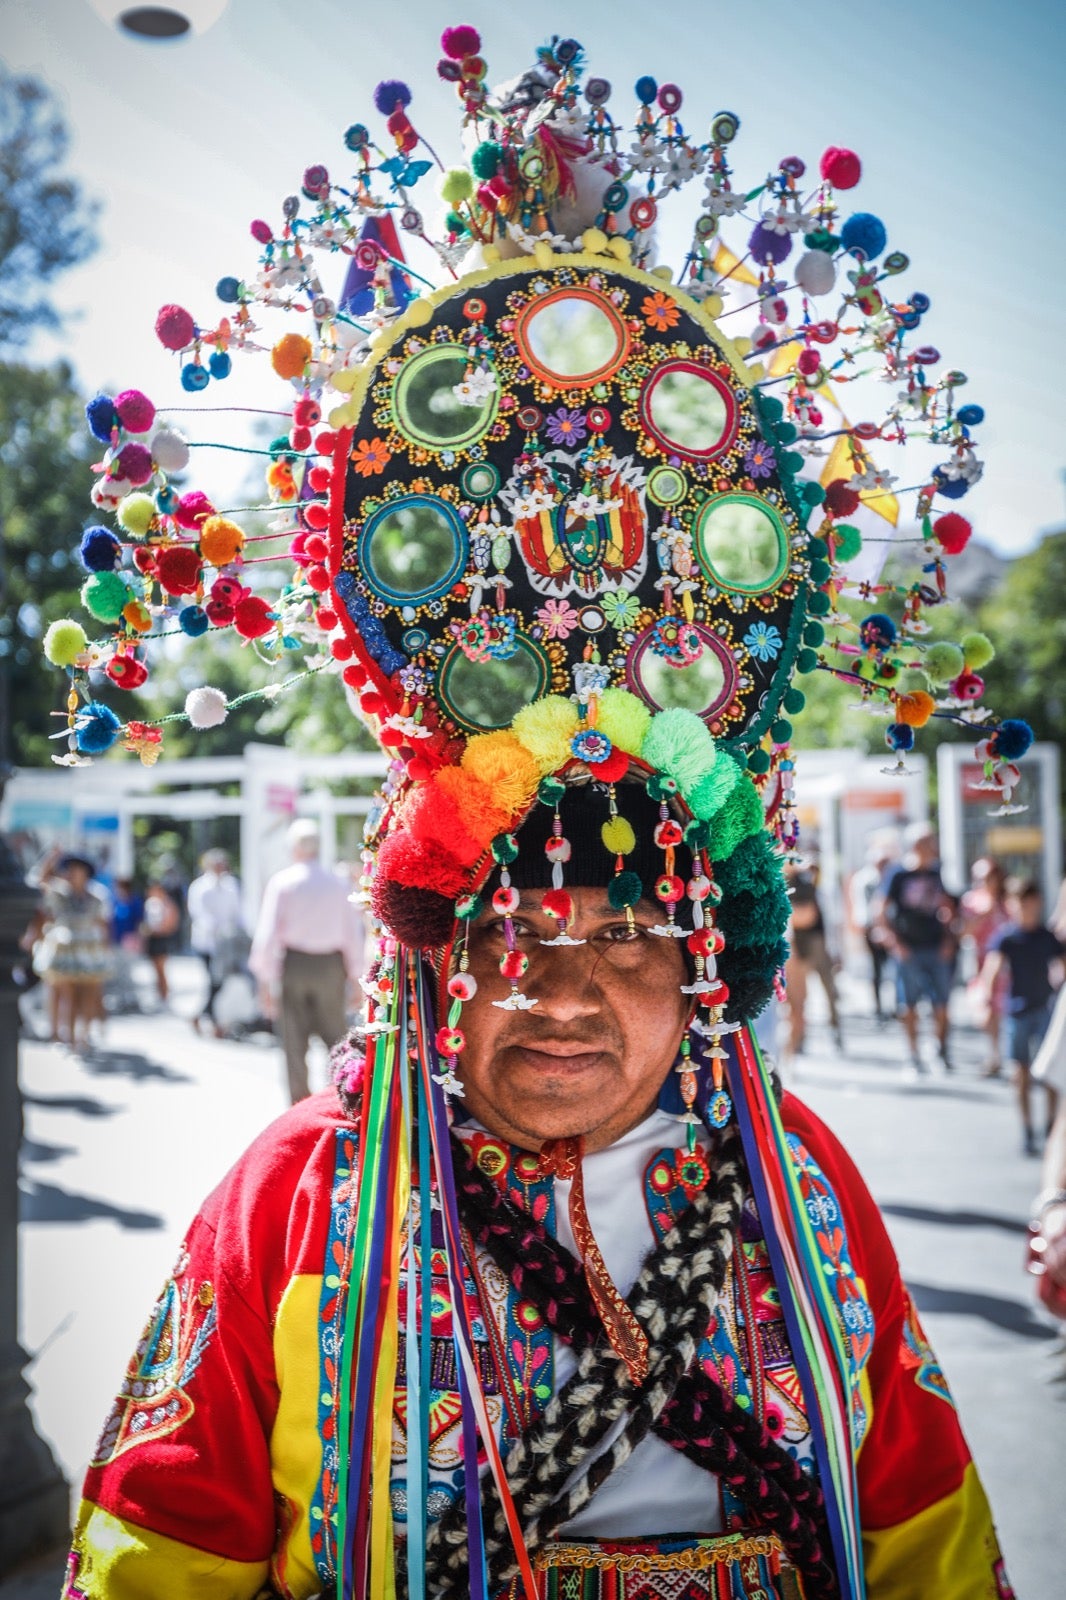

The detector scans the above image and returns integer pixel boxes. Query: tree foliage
[976,528,1066,751]
[0,63,99,347]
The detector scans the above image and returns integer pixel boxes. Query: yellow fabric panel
[862,1461,1007,1600]
[270,1272,328,1598]
[67,1501,268,1598]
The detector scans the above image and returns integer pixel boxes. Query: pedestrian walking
[847,836,897,1021]
[961,857,1010,1076]
[108,876,145,1013]
[31,850,112,1049]
[141,879,181,1005]
[248,820,365,1102]
[187,849,246,1037]
[980,878,1063,1156]
[879,824,958,1075]
[783,860,843,1054]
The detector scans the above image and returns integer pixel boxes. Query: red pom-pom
[307,466,331,494]
[330,637,353,661]
[132,546,157,575]
[586,746,630,782]
[361,691,386,717]
[175,490,215,530]
[315,429,337,455]
[819,147,862,190]
[406,754,432,781]
[343,663,368,690]
[113,389,156,434]
[210,575,244,604]
[370,878,455,948]
[441,23,481,58]
[823,478,861,517]
[105,654,148,689]
[303,501,329,531]
[306,564,330,593]
[233,595,275,639]
[156,544,202,596]
[250,219,273,245]
[932,512,972,554]
[541,888,573,922]
[376,830,468,899]
[380,727,405,748]
[290,425,312,453]
[500,949,529,982]
[155,303,196,351]
[315,606,337,630]
[304,534,328,563]
[205,600,235,627]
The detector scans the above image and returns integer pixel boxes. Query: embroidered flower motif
[745,440,776,479]
[452,367,497,407]
[601,588,641,628]
[571,727,612,763]
[743,622,783,662]
[641,290,681,332]
[535,598,580,639]
[544,407,588,447]
[352,437,390,476]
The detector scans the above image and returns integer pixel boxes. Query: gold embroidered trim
[535,1531,786,1573]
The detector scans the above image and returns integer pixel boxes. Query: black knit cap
[505,776,693,898]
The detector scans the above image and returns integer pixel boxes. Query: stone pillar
[0,820,69,1575]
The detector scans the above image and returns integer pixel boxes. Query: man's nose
[531,941,604,1021]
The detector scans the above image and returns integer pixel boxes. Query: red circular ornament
[500,949,529,982]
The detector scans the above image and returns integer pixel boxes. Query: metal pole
[0,784,70,1575]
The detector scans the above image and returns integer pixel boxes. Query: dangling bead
[489,833,539,1011]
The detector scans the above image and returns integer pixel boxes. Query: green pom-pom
[440,166,475,204]
[809,559,832,585]
[647,773,679,800]
[717,831,784,903]
[758,395,784,422]
[804,227,839,254]
[538,776,566,805]
[43,618,88,667]
[491,833,519,865]
[745,748,771,776]
[961,631,995,671]
[711,778,765,857]
[470,141,503,180]
[783,688,805,714]
[444,210,469,236]
[807,591,831,617]
[607,870,643,911]
[802,480,826,506]
[81,571,130,624]
[779,451,805,477]
[454,892,483,922]
[684,818,713,850]
[775,420,798,444]
[686,754,742,821]
[806,536,828,559]
[641,708,717,792]
[718,882,791,947]
[923,640,965,685]
[803,621,825,647]
[116,492,156,538]
[833,523,863,563]
[796,647,819,673]
[771,718,792,743]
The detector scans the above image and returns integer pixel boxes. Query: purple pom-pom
[373,79,412,115]
[79,525,122,572]
[114,442,154,487]
[992,719,1034,761]
[932,468,970,500]
[749,221,792,265]
[86,393,117,443]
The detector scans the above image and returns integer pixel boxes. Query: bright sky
[6,0,1065,555]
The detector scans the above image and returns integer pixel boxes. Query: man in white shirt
[248,820,364,1101]
[186,849,245,1037]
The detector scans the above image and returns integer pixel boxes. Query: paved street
[7,958,1065,1597]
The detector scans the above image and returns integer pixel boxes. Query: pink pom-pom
[175,490,215,530]
[933,512,972,554]
[819,147,862,190]
[113,389,156,434]
[441,23,480,58]
[114,442,154,486]
[155,303,196,351]
[250,219,273,244]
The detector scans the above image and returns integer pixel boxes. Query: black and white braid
[423,1134,745,1598]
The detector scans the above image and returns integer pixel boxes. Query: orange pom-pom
[199,515,246,566]
[461,731,539,820]
[434,765,513,845]
[895,690,935,728]
[272,333,312,381]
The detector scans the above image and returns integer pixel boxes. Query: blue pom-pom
[932,469,969,499]
[79,525,121,572]
[179,605,210,637]
[885,722,914,752]
[957,403,985,427]
[993,719,1034,761]
[75,702,122,755]
[860,612,897,649]
[840,212,887,261]
[156,485,179,514]
[208,350,232,379]
[910,291,931,314]
[749,220,792,265]
[216,276,241,304]
[86,393,117,443]
[634,75,658,105]
[373,79,412,114]
[181,364,210,393]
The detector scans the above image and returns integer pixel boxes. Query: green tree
[0,63,99,347]
[977,527,1066,754]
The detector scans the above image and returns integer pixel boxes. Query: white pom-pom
[794,250,837,297]
[91,475,133,511]
[151,426,191,474]
[184,686,229,729]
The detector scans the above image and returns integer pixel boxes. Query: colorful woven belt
[529,1532,805,1600]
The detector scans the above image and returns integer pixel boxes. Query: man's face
[456,886,690,1153]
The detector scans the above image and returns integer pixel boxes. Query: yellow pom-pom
[582,227,609,255]
[601,816,636,856]
[461,731,539,820]
[961,632,995,671]
[440,166,474,205]
[116,492,157,538]
[43,619,87,667]
[199,516,246,567]
[596,688,652,756]
[271,333,312,381]
[511,696,579,775]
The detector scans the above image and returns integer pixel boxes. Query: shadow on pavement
[20,1138,76,1166]
[79,1045,193,1085]
[19,1178,163,1230]
[909,1280,1057,1341]
[882,1201,1029,1236]
[22,1091,116,1118]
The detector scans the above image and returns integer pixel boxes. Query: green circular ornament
[803,621,825,647]
[746,748,771,775]
[807,590,831,616]
[461,461,501,500]
[491,833,519,865]
[796,647,819,672]
[783,688,806,714]
[771,718,792,743]
[538,776,566,805]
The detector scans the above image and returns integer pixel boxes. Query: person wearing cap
[58,28,1015,1600]
[248,820,365,1101]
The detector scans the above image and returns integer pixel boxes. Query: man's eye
[601,923,643,944]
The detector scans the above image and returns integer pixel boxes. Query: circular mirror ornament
[695,493,788,594]
[392,344,498,450]
[358,495,468,605]
[628,623,735,718]
[647,463,689,507]
[437,635,550,732]
[515,289,629,388]
[640,361,737,460]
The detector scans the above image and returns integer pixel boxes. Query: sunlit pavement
[7,959,1063,1596]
